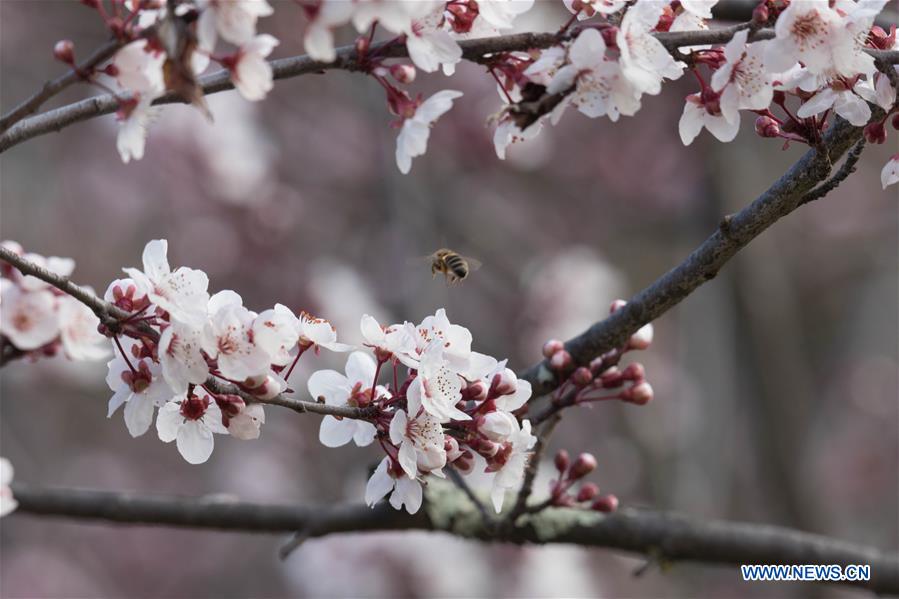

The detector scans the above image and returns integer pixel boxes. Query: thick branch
[11,483,899,594]
[3,25,896,154]
[518,117,865,399]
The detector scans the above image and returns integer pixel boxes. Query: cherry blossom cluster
[55,0,277,163]
[102,239,350,464]
[98,239,544,515]
[491,0,898,188]
[0,241,108,362]
[45,1,896,183]
[319,311,537,515]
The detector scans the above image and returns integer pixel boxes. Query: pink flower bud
[54,40,75,65]
[569,453,597,480]
[572,367,593,387]
[591,494,619,513]
[891,113,899,131]
[390,64,416,84]
[554,449,570,473]
[752,2,769,25]
[755,115,781,138]
[599,366,623,387]
[623,381,654,405]
[576,482,600,503]
[621,362,645,381]
[542,339,564,358]
[628,323,654,350]
[864,121,887,145]
[549,349,572,371]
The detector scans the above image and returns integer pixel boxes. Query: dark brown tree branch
[3,24,896,154]
[10,483,899,594]
[518,116,866,401]
[0,39,122,134]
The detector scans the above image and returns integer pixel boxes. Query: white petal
[306,369,350,405]
[345,351,376,385]
[176,421,214,464]
[124,394,155,437]
[364,458,395,507]
[156,402,183,443]
[318,415,356,448]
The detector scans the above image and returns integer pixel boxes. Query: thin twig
[799,140,867,207]
[508,413,562,521]
[0,39,122,133]
[447,467,493,525]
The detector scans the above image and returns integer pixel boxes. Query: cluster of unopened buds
[549,450,619,513]
[544,299,655,410]
[45,0,898,185]
[0,241,108,362]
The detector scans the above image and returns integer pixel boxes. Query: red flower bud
[554,449,570,473]
[621,362,645,381]
[355,34,370,57]
[864,121,887,145]
[572,367,593,387]
[549,349,572,371]
[609,299,627,314]
[591,494,619,513]
[576,482,600,503]
[390,64,416,84]
[569,453,597,480]
[623,381,654,405]
[755,115,781,138]
[542,339,564,358]
[53,40,75,65]
[891,113,899,131]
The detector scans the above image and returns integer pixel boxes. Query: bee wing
[463,255,483,271]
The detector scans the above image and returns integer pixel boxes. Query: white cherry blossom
[123,240,209,327]
[307,351,379,448]
[395,90,463,174]
[112,39,165,96]
[617,0,684,95]
[389,409,447,478]
[231,34,279,101]
[0,285,59,350]
[548,29,641,122]
[680,0,718,19]
[203,291,270,381]
[414,308,472,372]
[487,418,536,512]
[156,394,228,464]
[252,304,300,366]
[351,0,437,35]
[116,96,157,164]
[159,321,209,394]
[711,31,774,123]
[360,314,417,363]
[106,349,175,437]
[365,456,424,514]
[406,5,462,73]
[407,341,469,422]
[679,93,739,145]
[57,294,108,360]
[795,82,871,127]
[297,312,352,352]
[563,0,626,18]
[764,0,840,75]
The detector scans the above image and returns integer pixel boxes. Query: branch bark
[517,116,866,400]
[10,482,899,594]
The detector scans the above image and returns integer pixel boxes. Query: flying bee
[426,248,481,284]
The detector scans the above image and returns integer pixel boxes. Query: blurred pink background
[1,2,897,597]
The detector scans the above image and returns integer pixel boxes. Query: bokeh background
[1,1,897,598]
